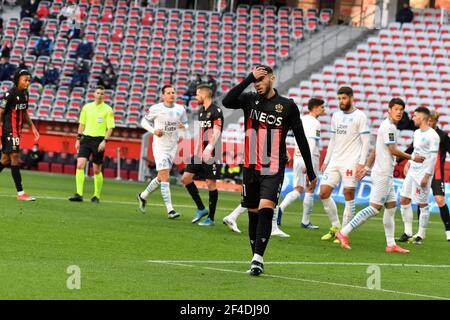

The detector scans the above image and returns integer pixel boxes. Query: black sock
[254,208,274,258]
[185,182,205,210]
[208,189,218,221]
[439,204,450,231]
[248,211,259,255]
[0,162,4,173]
[11,165,23,192]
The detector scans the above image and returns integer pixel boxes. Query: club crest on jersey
[207,112,211,118]
[274,104,284,113]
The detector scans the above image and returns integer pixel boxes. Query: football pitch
[0,170,449,300]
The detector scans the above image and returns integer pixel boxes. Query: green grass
[0,170,449,300]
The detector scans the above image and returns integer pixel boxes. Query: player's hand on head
[252,67,268,81]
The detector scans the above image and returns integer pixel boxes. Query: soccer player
[278,98,325,232]
[335,98,425,252]
[0,69,39,201]
[69,85,115,203]
[222,65,316,276]
[319,87,370,243]
[397,107,440,245]
[181,84,223,226]
[137,84,188,219]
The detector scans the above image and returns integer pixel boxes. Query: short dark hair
[308,98,325,111]
[415,106,430,116]
[196,84,212,97]
[96,84,105,91]
[13,69,31,86]
[255,64,273,74]
[388,98,405,110]
[161,84,174,94]
[337,86,353,97]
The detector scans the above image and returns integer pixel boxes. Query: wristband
[410,154,414,161]
[77,134,82,140]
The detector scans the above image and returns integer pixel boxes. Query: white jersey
[408,127,440,184]
[294,114,321,165]
[372,118,397,177]
[144,102,188,150]
[329,108,369,165]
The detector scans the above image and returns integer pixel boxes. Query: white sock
[417,206,430,239]
[341,206,379,236]
[301,192,314,225]
[141,178,160,199]
[228,204,246,221]
[160,182,174,213]
[342,200,356,227]
[18,191,25,196]
[280,190,301,211]
[252,253,264,264]
[401,204,413,237]
[322,197,341,228]
[383,207,396,247]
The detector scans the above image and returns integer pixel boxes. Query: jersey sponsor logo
[14,103,27,110]
[336,124,348,135]
[200,120,212,128]
[249,109,283,126]
[346,169,353,177]
[97,116,103,123]
[164,121,179,133]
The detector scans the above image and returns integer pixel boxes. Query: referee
[69,85,115,203]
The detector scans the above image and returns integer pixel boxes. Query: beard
[339,101,352,111]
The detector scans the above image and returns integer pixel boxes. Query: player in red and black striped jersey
[222,65,316,276]
[0,69,40,201]
[182,84,224,226]
[403,109,450,240]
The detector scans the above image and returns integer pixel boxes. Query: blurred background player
[222,65,316,276]
[0,69,39,201]
[137,85,188,219]
[278,98,326,233]
[319,87,370,243]
[181,84,223,226]
[335,98,424,252]
[398,107,440,245]
[69,85,115,203]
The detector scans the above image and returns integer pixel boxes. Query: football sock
[185,182,205,210]
[341,206,379,236]
[322,197,341,228]
[160,182,174,213]
[75,169,85,196]
[417,205,430,239]
[383,207,397,247]
[254,208,274,257]
[279,189,300,211]
[401,204,413,237]
[208,189,218,221]
[0,162,5,173]
[141,177,160,200]
[439,204,450,231]
[342,199,356,227]
[11,165,23,192]
[248,211,259,255]
[302,192,314,225]
[228,204,246,221]
[93,172,103,198]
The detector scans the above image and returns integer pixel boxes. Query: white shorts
[293,157,319,188]
[153,146,176,171]
[320,161,358,189]
[400,173,432,204]
[370,174,396,206]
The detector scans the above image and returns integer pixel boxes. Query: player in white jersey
[335,98,425,252]
[137,84,189,219]
[397,107,440,245]
[319,87,370,242]
[275,98,325,237]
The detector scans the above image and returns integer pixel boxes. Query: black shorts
[78,136,105,164]
[431,179,445,196]
[241,167,285,209]
[1,133,20,153]
[185,156,222,180]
